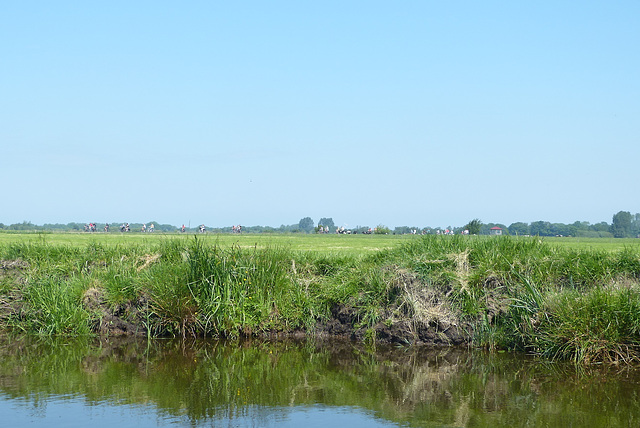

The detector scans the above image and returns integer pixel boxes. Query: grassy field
[542,236,640,252]
[0,231,416,256]
[1,231,639,254]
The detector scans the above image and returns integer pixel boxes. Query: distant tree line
[1,211,639,238]
[450,211,638,238]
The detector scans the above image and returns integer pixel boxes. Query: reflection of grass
[1,337,639,426]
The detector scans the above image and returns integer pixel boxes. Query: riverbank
[1,235,640,364]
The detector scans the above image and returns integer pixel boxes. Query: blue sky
[2,2,639,229]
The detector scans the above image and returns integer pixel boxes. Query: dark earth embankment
[1,254,470,346]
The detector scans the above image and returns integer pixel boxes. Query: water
[1,336,639,427]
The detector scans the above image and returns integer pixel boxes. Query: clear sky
[2,2,639,229]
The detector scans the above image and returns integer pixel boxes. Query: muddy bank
[79,285,470,346]
[317,303,469,346]
[1,257,470,346]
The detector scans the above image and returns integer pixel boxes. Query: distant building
[490,226,503,236]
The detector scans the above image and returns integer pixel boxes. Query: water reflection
[0,335,639,427]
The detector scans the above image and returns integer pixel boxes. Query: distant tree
[508,222,530,236]
[298,217,315,233]
[153,222,175,232]
[611,211,633,238]
[374,224,391,234]
[318,217,335,229]
[591,222,611,232]
[633,213,640,237]
[8,221,41,231]
[464,219,482,235]
[550,223,575,237]
[572,221,590,230]
[530,221,553,236]
[583,221,613,237]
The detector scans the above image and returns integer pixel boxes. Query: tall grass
[0,238,319,338]
[380,235,640,362]
[2,235,640,364]
[537,285,640,363]
[140,237,315,337]
[15,274,91,335]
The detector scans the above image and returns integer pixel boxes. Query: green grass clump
[541,284,640,363]
[319,259,395,327]
[139,237,315,337]
[15,274,91,335]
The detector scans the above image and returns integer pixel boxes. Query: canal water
[0,335,639,427]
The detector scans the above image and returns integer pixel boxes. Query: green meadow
[0,231,413,255]
[1,231,639,254]
[2,231,640,365]
[545,236,640,252]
